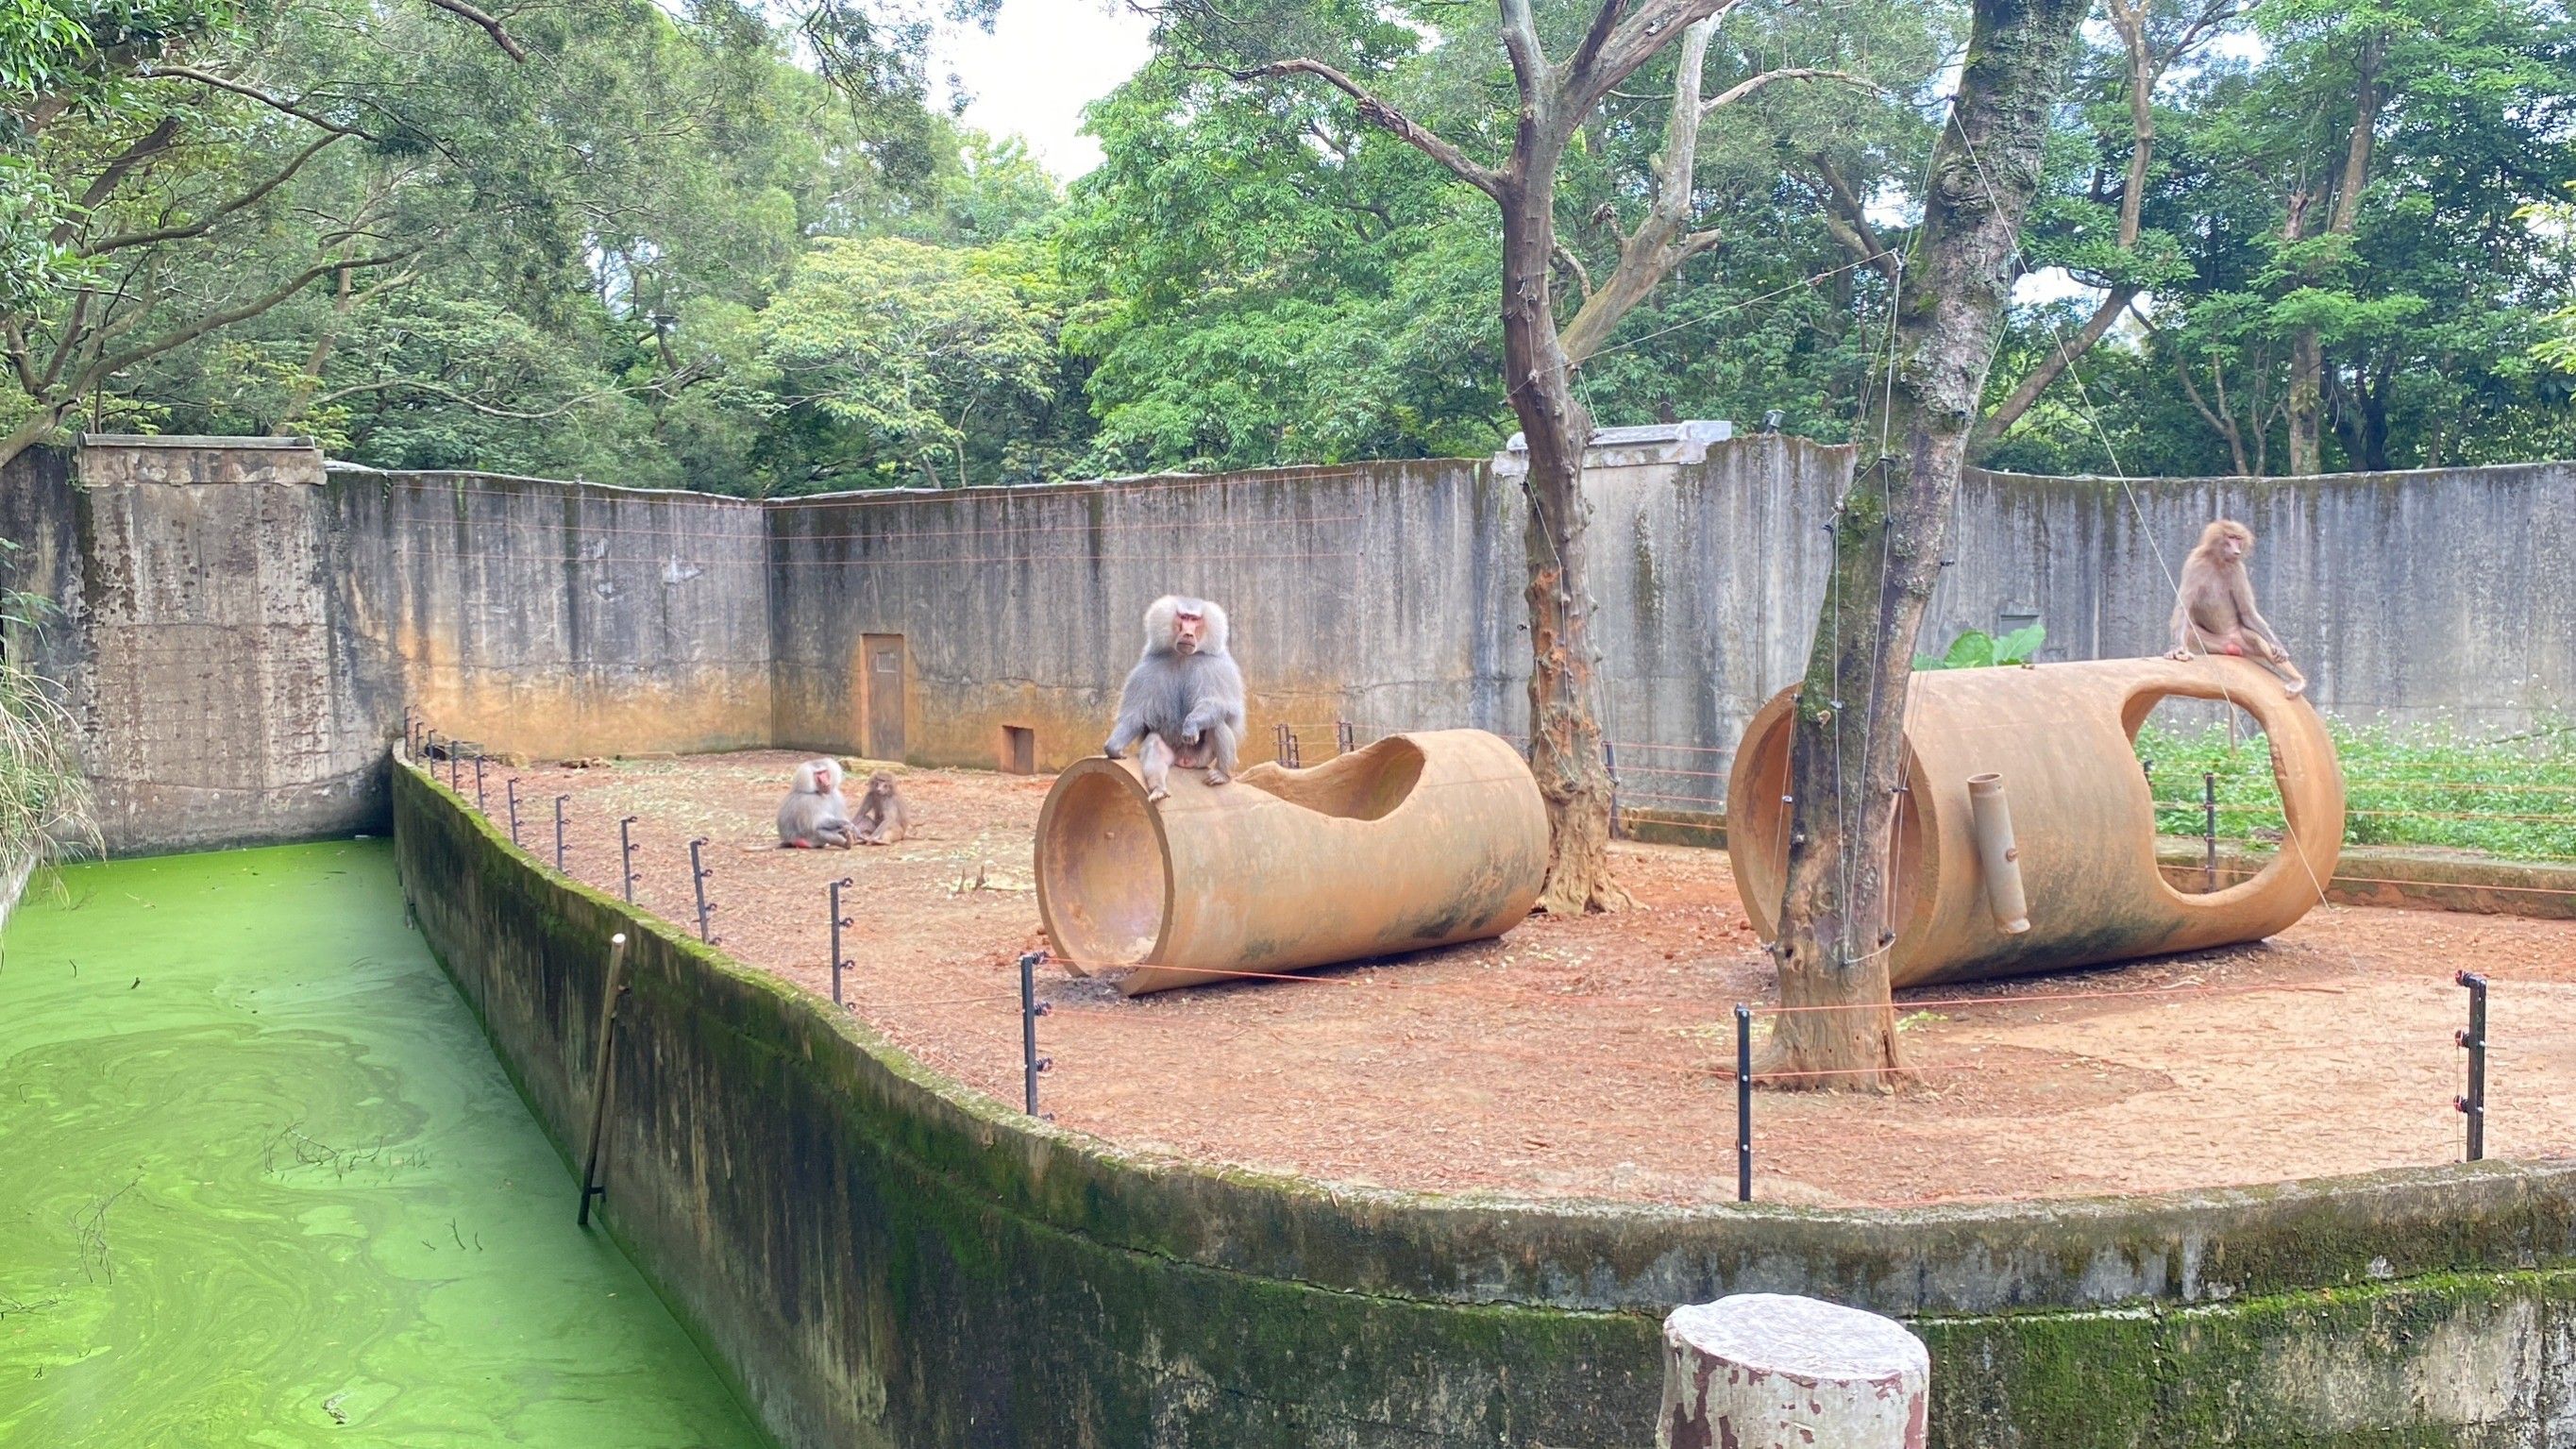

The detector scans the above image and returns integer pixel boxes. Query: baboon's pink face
[1171,611,1205,654]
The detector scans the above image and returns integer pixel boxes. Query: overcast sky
[942,2,1155,179]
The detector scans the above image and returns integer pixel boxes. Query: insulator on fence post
[1735,1003,1754,1204]
[472,752,487,813]
[618,817,639,903]
[830,877,853,1007]
[1019,952,1052,1118]
[2456,970,2488,1162]
[506,778,521,846]
[553,796,568,873]
[2203,770,2219,892]
[689,837,716,944]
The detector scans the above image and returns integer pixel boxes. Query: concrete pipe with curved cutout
[1035,730,1547,994]
[1726,656,2344,988]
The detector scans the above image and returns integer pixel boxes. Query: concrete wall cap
[76,433,318,449]
[1494,419,1735,475]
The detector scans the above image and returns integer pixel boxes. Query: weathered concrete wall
[0,442,776,851]
[398,764,2576,1448]
[322,464,773,760]
[13,435,2572,848]
[765,460,1519,770]
[0,438,395,852]
[1929,462,2576,736]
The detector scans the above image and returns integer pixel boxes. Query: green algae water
[0,842,770,1448]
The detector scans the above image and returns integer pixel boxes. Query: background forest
[6,0,2573,496]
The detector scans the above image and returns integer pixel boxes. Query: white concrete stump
[1657,1293,1929,1449]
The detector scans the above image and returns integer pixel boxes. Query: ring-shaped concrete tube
[1727,655,2345,988]
[1035,729,1547,994]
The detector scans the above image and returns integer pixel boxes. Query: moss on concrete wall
[396,763,2576,1447]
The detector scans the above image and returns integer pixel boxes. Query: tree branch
[1701,66,1877,116]
[138,64,378,139]
[90,247,419,382]
[82,132,345,257]
[1499,0,1547,102]
[419,0,529,60]
[1811,154,1900,282]
[1572,0,1743,111]
[1213,59,1503,198]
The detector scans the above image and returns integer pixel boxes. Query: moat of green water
[0,842,769,1447]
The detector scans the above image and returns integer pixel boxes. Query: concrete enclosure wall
[8,435,2571,849]
[398,764,2576,1448]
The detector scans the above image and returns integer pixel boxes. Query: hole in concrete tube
[2127,695,2289,896]
[1038,767,1165,968]
[1237,736,1426,821]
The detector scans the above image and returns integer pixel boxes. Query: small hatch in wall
[1002,726,1035,775]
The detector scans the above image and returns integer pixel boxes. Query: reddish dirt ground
[484,750,2576,1209]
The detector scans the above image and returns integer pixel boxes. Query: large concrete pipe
[1726,656,2344,988]
[1035,730,1546,994]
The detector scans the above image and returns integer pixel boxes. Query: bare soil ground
[489,750,2576,1209]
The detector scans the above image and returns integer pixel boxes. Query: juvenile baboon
[852,771,908,846]
[1103,595,1245,804]
[777,758,857,848]
[2166,519,2307,697]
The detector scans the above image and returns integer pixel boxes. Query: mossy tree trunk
[1767,0,2090,1088]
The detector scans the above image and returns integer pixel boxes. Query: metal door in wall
[863,634,906,761]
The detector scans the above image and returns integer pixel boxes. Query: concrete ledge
[396,762,2576,1447]
[2160,839,2576,920]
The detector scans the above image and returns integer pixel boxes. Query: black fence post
[553,795,568,873]
[2456,970,2488,1162]
[1337,719,1355,754]
[1019,951,1052,1117]
[619,817,639,903]
[1606,739,1623,840]
[2202,770,2219,892]
[689,837,716,944]
[830,877,853,1007]
[447,744,462,791]
[472,751,487,813]
[1735,1003,1754,1203]
[505,778,521,847]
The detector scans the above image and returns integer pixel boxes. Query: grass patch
[2137,718,2576,863]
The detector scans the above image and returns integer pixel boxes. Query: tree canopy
[3,0,2569,484]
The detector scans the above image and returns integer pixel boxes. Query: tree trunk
[1500,174,1624,916]
[2286,38,2382,478]
[1767,0,2089,1088]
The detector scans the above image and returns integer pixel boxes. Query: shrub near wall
[396,763,2576,1449]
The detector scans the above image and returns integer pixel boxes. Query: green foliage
[1914,623,2046,670]
[2139,717,2576,862]
[757,236,1057,489]
[0,572,93,869]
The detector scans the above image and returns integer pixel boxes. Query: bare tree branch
[1701,66,1877,116]
[82,133,345,257]
[419,0,530,61]
[1499,0,1547,103]
[1212,59,1503,198]
[138,64,379,139]
[89,246,419,382]
[1571,0,1743,111]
